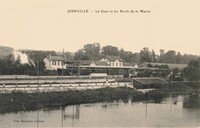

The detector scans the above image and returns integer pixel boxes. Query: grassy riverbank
[0,82,199,114]
[0,87,143,114]
[160,82,199,95]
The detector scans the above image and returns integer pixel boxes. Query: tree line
[73,43,199,64]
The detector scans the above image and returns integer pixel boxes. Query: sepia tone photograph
[0,0,200,127]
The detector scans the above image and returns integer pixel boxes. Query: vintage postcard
[0,0,200,127]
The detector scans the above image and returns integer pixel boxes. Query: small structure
[43,54,67,70]
[132,77,168,89]
[89,73,107,78]
[136,62,187,78]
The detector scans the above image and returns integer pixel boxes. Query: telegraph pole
[36,60,39,128]
[62,49,64,78]
[37,60,39,92]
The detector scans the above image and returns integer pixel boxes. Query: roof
[141,62,187,69]
[132,77,168,85]
[80,60,93,65]
[102,56,124,62]
[94,61,109,66]
[79,60,109,66]
[45,55,66,61]
[123,62,133,66]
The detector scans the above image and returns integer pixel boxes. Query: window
[52,61,56,65]
[116,63,118,66]
[58,61,60,65]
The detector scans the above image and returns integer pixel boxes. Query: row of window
[111,62,123,67]
[52,61,63,66]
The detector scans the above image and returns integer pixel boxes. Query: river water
[0,95,200,127]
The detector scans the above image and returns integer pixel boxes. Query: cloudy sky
[0,0,200,55]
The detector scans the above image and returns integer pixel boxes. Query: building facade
[43,54,67,70]
[99,56,124,67]
[65,56,135,76]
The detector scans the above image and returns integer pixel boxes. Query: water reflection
[101,101,119,109]
[62,105,80,120]
[1,96,200,127]
[60,105,80,127]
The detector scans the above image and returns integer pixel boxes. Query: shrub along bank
[0,87,143,114]
[142,82,200,102]
[0,82,199,114]
[160,82,199,95]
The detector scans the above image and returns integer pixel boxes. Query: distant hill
[0,46,14,59]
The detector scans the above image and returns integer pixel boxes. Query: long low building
[132,77,168,89]
[0,74,134,93]
[64,56,136,76]
[140,62,187,70]
[0,75,116,85]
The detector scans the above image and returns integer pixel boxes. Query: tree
[139,47,152,63]
[159,49,165,56]
[102,45,119,56]
[74,43,101,60]
[151,50,158,62]
[74,49,91,60]
[84,43,101,60]
[0,54,35,75]
[119,49,133,62]
[132,53,140,64]
[159,50,176,63]
[64,52,74,61]
[182,54,199,64]
[183,59,200,81]
[176,52,182,64]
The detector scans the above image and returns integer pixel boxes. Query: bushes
[0,87,139,114]
[144,90,169,100]
[1,82,198,114]
[162,82,197,95]
[131,91,144,101]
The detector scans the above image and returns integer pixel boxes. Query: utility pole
[62,49,64,78]
[37,60,39,92]
[36,60,39,128]
[77,61,80,76]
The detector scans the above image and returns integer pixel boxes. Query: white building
[43,54,67,70]
[65,56,137,76]
[71,56,136,69]
[99,56,124,67]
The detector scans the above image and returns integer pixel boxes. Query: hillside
[0,46,14,59]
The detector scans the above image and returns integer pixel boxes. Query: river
[0,95,200,127]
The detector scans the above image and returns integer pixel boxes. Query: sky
[0,0,200,55]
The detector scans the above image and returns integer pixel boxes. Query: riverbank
[0,87,143,114]
[0,82,199,114]
[160,82,199,95]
